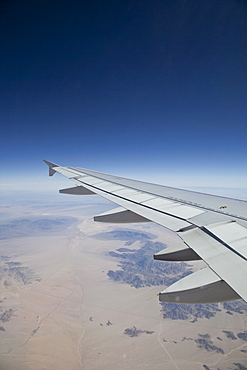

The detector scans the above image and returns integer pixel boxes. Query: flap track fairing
[94,207,150,223]
[154,242,201,261]
[59,186,95,195]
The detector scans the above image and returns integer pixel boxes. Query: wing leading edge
[43,160,247,304]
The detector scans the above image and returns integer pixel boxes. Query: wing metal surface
[44,160,247,304]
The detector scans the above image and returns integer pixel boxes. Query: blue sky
[1,0,247,192]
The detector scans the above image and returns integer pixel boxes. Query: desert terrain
[0,192,247,369]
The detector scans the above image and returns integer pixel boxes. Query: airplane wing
[44,160,247,304]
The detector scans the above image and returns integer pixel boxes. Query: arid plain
[0,192,247,370]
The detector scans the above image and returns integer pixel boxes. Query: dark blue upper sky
[1,0,247,190]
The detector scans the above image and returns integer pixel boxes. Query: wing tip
[43,159,58,176]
